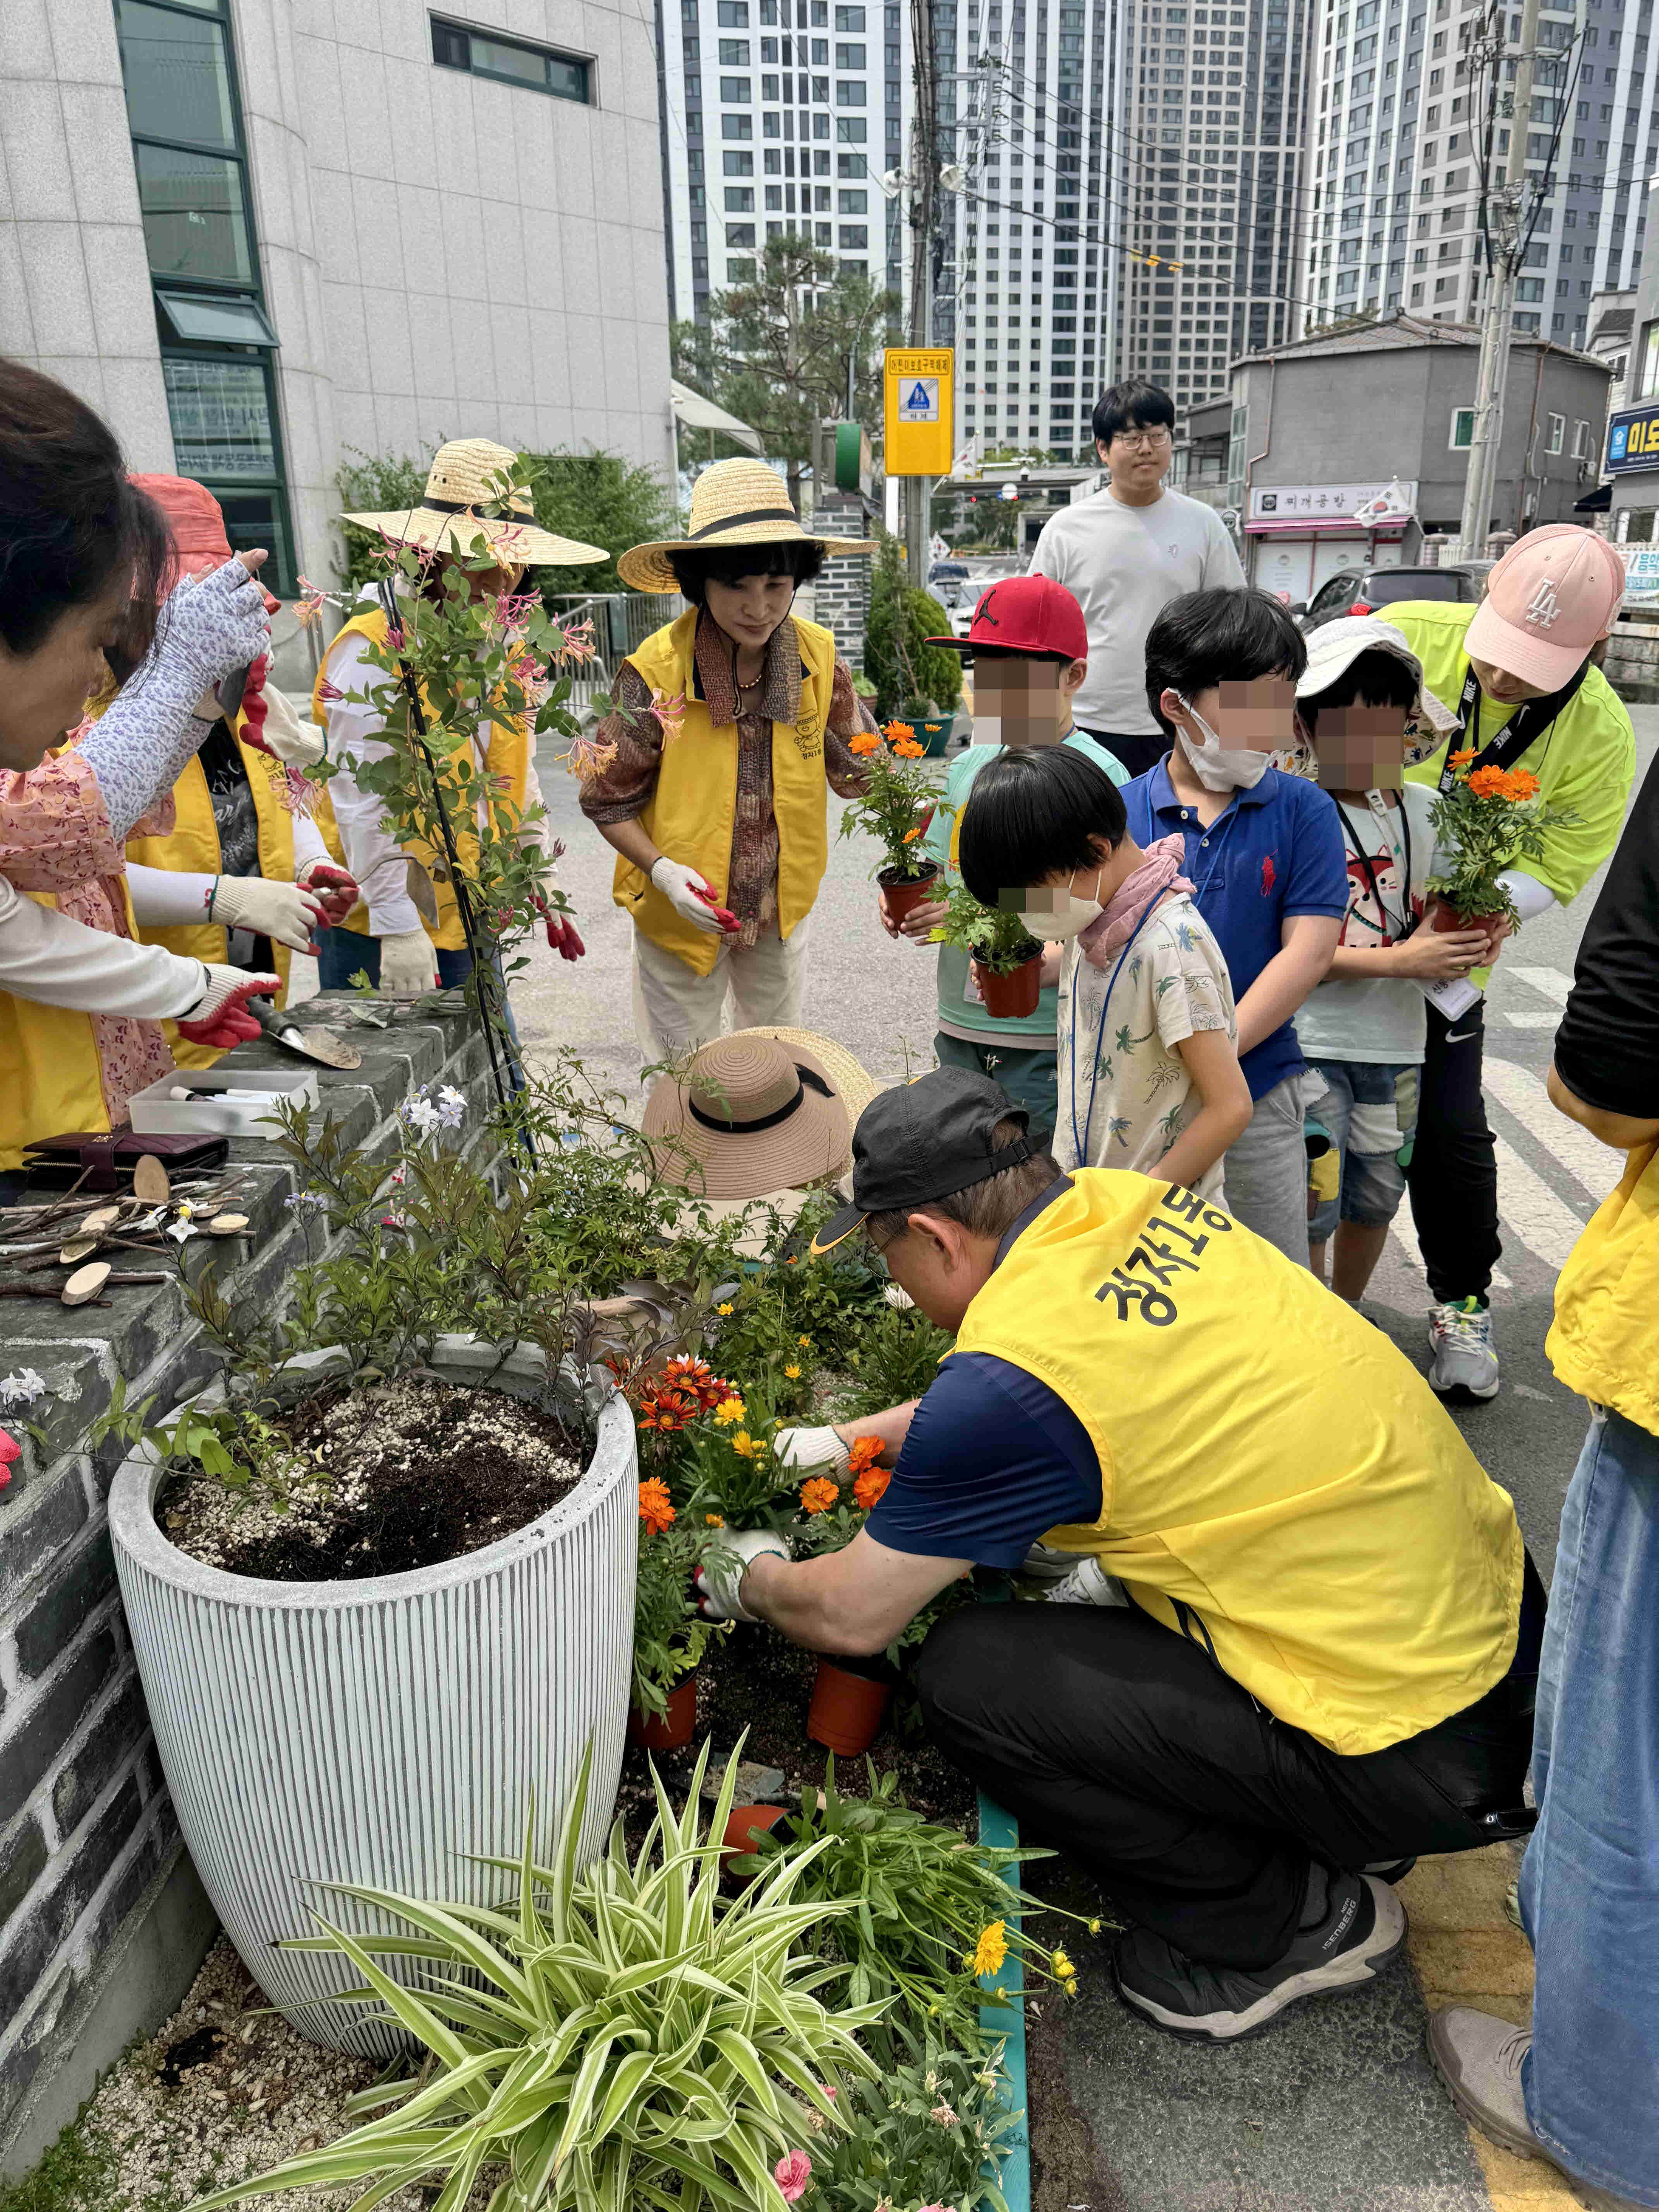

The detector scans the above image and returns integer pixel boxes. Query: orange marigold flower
[800,1476,840,1515]
[1465,765,1509,798]
[902,824,923,842]
[848,730,881,757]
[638,1478,676,1533]
[846,1436,885,1476]
[1449,746,1478,766]
[853,1467,891,1510]
[705,1512,725,1527]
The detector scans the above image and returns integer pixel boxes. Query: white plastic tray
[127,1066,319,1139]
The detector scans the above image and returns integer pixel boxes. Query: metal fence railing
[546,592,680,720]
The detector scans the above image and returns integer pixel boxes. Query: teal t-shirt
[923,728,1130,1044]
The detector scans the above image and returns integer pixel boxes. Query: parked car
[1292,561,1493,631]
[929,559,970,588]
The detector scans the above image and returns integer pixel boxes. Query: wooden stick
[0,1283,112,1304]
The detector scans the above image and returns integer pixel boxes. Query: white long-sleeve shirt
[0,872,205,1018]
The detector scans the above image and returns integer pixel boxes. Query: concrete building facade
[1299,0,1657,354]
[1,0,676,601]
[1224,312,1611,596]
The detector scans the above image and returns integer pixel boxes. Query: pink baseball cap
[1464,524,1626,692]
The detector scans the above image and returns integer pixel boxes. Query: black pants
[1074,727,1168,780]
[1403,997,1501,1305]
[915,1591,1536,1970]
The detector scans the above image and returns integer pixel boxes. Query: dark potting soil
[159,1374,584,1583]
[618,1620,979,1829]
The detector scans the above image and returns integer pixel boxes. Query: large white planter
[109,1337,637,2056]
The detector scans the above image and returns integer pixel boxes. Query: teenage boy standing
[1391,526,1633,1401]
[1121,589,1348,1266]
[881,575,1128,1142]
[1029,379,1244,778]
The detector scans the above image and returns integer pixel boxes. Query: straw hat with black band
[644,1029,874,1199]
[340,438,607,568]
[618,457,875,595]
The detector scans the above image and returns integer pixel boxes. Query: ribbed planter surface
[110,1338,637,2056]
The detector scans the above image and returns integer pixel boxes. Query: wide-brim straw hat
[340,438,606,568]
[618,456,876,594]
[643,1029,874,1199]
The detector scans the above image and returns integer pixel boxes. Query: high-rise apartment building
[1300,0,1659,352]
[657,0,912,323]
[943,0,1125,459]
[1115,0,1314,410]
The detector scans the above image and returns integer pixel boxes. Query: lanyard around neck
[1069,884,1170,1166]
[1333,793,1413,944]
[1439,659,1581,794]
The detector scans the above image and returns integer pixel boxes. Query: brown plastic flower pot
[807,1659,892,1755]
[628,1672,698,1753]
[720,1803,788,1872]
[972,955,1043,1020]
[878,864,942,926]
[1431,903,1504,955]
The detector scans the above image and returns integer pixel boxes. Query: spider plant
[186,1742,882,2212]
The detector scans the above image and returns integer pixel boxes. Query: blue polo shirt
[1121,758,1348,1101]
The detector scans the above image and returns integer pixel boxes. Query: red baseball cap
[925,574,1089,661]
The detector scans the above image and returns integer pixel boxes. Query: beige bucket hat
[643,1029,875,1199]
[618,456,876,594]
[340,438,606,568]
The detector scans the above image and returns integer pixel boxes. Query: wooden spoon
[132,1155,171,1206]
[63,1260,112,1305]
[58,1234,99,1265]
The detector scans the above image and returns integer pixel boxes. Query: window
[835,79,864,101]
[1449,405,1474,448]
[835,3,866,21]
[718,1,750,18]
[725,185,754,208]
[723,112,753,135]
[835,40,866,63]
[1573,419,1591,459]
[726,223,757,244]
[836,115,866,138]
[720,75,751,96]
[838,187,867,210]
[718,38,750,60]
[723,149,754,172]
[838,223,867,245]
[431,17,591,100]
[1547,412,1565,453]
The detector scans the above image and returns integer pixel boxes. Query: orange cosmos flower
[884,720,917,743]
[638,1478,676,1533]
[891,737,926,759]
[1501,767,1540,801]
[800,1476,840,1515]
[848,730,881,757]
[845,1436,885,1476]
[1466,765,1509,799]
[853,1467,891,1510]
[1449,746,1478,766]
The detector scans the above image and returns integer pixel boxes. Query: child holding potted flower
[881,576,1130,1142]
[957,745,1250,1194]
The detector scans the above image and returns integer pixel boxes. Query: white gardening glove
[175,965,282,1048]
[696,1528,792,1623]
[774,1425,852,1474]
[211,875,328,953]
[649,855,725,933]
[377,929,438,997]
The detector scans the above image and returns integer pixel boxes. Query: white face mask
[1017,869,1104,941]
[1172,693,1274,793]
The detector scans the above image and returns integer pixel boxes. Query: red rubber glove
[176,966,281,1048]
[0,1427,19,1492]
[692,883,741,934]
[531,892,586,961]
[297,859,360,928]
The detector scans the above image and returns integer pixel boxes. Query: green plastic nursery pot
[972,954,1043,1020]
[720,1803,788,1872]
[879,862,943,926]
[629,1671,699,1753]
[807,1657,892,1755]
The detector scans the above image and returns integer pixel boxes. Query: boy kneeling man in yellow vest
[699,1066,1541,2043]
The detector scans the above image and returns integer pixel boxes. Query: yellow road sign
[884,347,955,476]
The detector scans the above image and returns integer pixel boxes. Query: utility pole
[905,0,937,581]
[1457,0,1544,558]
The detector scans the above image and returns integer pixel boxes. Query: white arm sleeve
[0,874,207,1018]
[1498,869,1559,922]
[518,750,553,860]
[322,629,422,937]
[127,864,216,929]
[290,811,330,874]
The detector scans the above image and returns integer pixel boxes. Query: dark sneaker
[1360,1855,1418,1885]
[1113,1871,1407,2043]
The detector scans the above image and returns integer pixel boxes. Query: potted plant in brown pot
[630,1474,729,1751]
[937,879,1047,1021]
[838,720,945,926]
[1426,748,1579,956]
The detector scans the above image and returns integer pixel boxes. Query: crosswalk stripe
[1507,965,1573,1008]
[1499,1010,1560,1029]
[1488,1131,1591,1272]
[1388,1214,1512,1291]
[1483,1058,1626,1207]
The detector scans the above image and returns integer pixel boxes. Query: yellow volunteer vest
[125,735,296,1070]
[0,876,148,1171]
[955,1170,1524,1755]
[1547,1139,1659,1439]
[615,610,836,979]
[310,606,531,953]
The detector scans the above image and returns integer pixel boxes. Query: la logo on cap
[1525,578,1562,630]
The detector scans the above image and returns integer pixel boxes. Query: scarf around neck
[1077,833,1194,968]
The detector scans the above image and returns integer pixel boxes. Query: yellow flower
[798,1335,811,1348]
[717,1302,734,1316]
[705,1513,725,1527]
[968,1921,1008,1980]
[1051,1946,1076,1981]
[1086,1917,1102,1936]
[713,1396,747,1426]
[731,1430,767,1459]
[785,1363,802,1379]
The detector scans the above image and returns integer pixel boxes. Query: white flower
[435,1085,466,1129]
[166,1203,199,1245]
[0,1367,46,1408]
[400,1092,441,1136]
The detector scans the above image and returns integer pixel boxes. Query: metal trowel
[249,998,363,1070]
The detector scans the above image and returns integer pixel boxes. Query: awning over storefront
[670,381,763,456]
[1573,482,1613,512]
[1245,517,1408,536]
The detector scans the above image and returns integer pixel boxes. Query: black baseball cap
[809,1068,1039,1253]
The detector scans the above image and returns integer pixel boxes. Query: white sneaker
[1044,1556,1130,1607]
[1427,1298,1500,1400]
[1022,1540,1080,1582]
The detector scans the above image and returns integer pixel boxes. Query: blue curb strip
[977,1791,1032,2212]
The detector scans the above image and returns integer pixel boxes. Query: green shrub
[865,538,964,722]
[806,2033,1025,2212]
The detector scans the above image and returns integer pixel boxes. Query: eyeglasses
[1112,428,1173,452]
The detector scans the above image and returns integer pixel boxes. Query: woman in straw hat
[311,437,603,1001]
[581,455,878,1061]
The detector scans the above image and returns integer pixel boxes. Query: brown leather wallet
[21,1130,230,1192]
